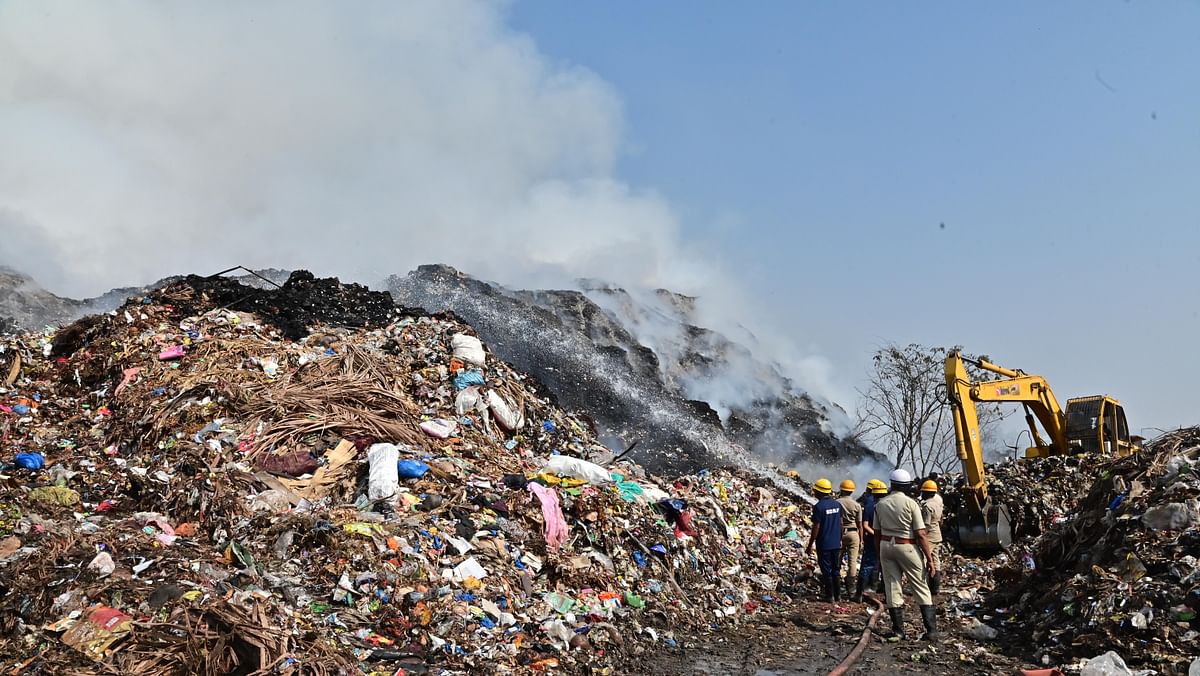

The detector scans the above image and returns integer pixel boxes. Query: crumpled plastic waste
[451,369,485,391]
[540,455,612,485]
[14,452,44,470]
[1080,651,1154,676]
[419,418,458,439]
[527,483,567,549]
[396,459,430,479]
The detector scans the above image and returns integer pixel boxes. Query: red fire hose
[826,594,884,676]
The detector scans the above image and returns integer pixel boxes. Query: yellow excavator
[943,350,1140,551]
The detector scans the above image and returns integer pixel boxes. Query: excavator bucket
[956,501,1013,553]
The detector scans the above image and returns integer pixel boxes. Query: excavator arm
[944,349,1138,552]
[944,351,1059,551]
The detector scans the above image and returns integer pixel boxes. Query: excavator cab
[1060,396,1139,457]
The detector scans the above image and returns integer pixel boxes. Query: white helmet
[889,468,913,484]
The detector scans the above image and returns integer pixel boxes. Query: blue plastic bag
[452,369,485,391]
[397,459,430,479]
[14,452,45,470]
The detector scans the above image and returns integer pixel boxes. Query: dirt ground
[626,594,1031,676]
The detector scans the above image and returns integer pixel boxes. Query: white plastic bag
[420,418,458,439]
[540,455,612,485]
[1141,499,1200,531]
[451,334,486,366]
[450,556,488,582]
[1080,651,1153,676]
[455,386,484,415]
[963,618,998,641]
[367,443,401,503]
[487,389,525,431]
[88,551,116,577]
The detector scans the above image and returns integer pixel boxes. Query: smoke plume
[0,0,848,428]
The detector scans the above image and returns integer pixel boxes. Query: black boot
[883,607,905,641]
[820,576,834,602]
[929,572,941,595]
[851,576,863,602]
[920,605,940,641]
[832,578,842,602]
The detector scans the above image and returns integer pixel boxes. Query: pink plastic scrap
[158,345,186,361]
[527,483,568,549]
[114,367,143,396]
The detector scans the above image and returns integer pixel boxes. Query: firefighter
[805,478,844,602]
[853,478,887,601]
[919,479,945,594]
[873,469,938,641]
[836,479,863,599]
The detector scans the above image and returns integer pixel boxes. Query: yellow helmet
[813,478,833,494]
[867,479,887,494]
[921,480,939,492]
[839,479,856,492]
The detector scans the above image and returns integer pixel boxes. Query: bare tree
[854,344,1008,477]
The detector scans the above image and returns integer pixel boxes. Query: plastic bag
[1080,651,1153,676]
[88,551,116,577]
[367,443,401,502]
[963,617,998,640]
[249,489,293,512]
[455,386,484,415]
[540,455,612,485]
[419,418,458,439]
[452,369,485,391]
[451,333,486,366]
[397,459,430,479]
[487,389,525,431]
[1141,500,1199,531]
[14,452,44,470]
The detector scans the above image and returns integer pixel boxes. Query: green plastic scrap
[226,541,256,570]
[613,475,644,502]
[544,591,575,614]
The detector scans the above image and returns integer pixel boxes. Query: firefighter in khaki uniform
[873,469,939,641]
[919,480,945,594]
[835,480,863,599]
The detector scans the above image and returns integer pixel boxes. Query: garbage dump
[938,454,1095,546]
[958,428,1200,674]
[0,272,820,674]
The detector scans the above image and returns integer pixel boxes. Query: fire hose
[826,594,884,676]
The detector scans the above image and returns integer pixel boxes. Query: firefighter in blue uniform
[805,478,844,602]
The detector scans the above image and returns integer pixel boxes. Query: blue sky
[510,1,1200,435]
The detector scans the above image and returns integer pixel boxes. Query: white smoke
[0,0,851,441]
[0,1,684,292]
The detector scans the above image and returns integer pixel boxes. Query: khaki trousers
[840,530,861,578]
[926,541,943,571]
[880,540,932,608]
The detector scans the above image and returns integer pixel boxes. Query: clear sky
[509,1,1200,437]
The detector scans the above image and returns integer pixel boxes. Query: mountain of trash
[389,264,875,474]
[0,271,821,674]
[5,265,876,476]
[937,428,1200,675]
